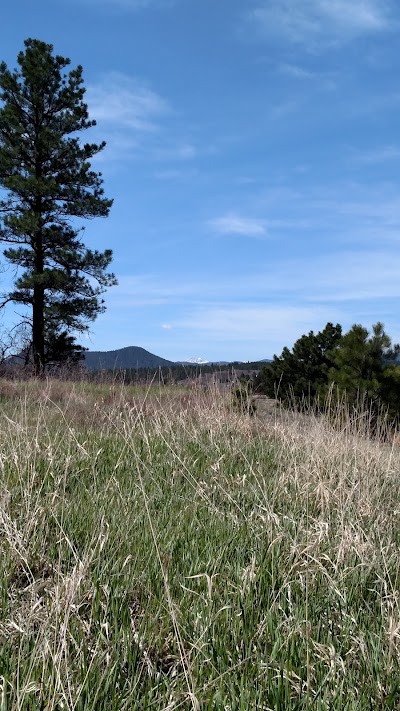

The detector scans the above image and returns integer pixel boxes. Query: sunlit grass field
[0,379,399,709]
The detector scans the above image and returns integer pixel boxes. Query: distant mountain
[177,358,209,365]
[210,359,272,365]
[210,358,272,365]
[84,346,272,371]
[177,358,272,366]
[84,346,174,370]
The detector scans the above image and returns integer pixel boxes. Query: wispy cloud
[107,274,200,308]
[86,72,177,163]
[349,145,400,164]
[279,62,319,79]
[87,72,169,131]
[208,213,267,238]
[293,250,400,302]
[256,181,400,244]
[175,143,197,159]
[86,73,201,167]
[151,142,198,162]
[96,242,400,358]
[167,294,400,359]
[278,62,336,88]
[154,168,198,180]
[80,0,176,10]
[172,305,330,344]
[269,99,299,120]
[206,182,400,249]
[109,246,400,307]
[248,0,395,47]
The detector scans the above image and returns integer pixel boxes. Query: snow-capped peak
[179,357,209,364]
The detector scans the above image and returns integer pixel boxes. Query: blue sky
[1,0,400,362]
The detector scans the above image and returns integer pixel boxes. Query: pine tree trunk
[32,285,45,376]
[32,226,45,376]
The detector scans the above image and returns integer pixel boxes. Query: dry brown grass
[0,379,400,708]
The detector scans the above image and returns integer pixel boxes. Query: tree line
[255,322,400,421]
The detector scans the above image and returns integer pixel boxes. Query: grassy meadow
[0,378,400,709]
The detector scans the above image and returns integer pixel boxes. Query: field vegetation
[1,379,400,709]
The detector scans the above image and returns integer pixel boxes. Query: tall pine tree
[256,322,342,406]
[0,39,116,374]
[328,322,400,418]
